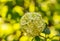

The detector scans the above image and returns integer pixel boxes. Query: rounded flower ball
[20,12,45,36]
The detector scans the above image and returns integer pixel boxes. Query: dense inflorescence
[20,12,45,36]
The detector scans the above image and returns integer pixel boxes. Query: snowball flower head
[20,12,45,36]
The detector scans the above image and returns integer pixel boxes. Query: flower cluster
[20,12,45,36]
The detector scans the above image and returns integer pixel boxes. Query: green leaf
[42,24,50,35]
[32,36,44,41]
[32,36,40,41]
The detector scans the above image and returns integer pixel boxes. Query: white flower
[20,12,45,37]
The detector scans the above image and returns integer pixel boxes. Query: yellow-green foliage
[0,0,60,41]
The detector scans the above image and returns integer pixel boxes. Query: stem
[18,32,23,41]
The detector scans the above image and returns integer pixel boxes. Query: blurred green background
[0,0,60,41]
